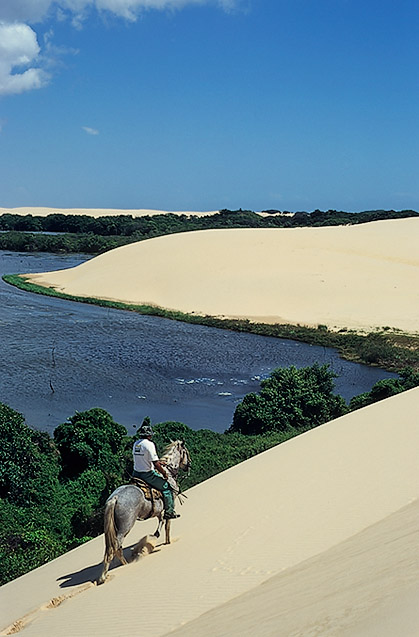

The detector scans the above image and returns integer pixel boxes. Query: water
[0,251,397,434]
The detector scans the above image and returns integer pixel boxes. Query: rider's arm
[153,460,168,479]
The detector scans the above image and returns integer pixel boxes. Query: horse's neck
[160,443,179,472]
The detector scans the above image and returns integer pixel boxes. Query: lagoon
[0,251,397,434]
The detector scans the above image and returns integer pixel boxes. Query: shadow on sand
[57,541,162,588]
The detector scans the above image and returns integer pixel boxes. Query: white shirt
[133,438,158,472]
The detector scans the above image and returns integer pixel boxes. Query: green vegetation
[1,362,419,584]
[0,404,133,584]
[0,208,418,254]
[230,364,347,435]
[0,230,127,254]
[349,367,419,410]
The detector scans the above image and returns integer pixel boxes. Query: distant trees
[0,231,125,254]
[0,209,418,255]
[229,364,347,435]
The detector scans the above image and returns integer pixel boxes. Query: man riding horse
[132,418,180,520]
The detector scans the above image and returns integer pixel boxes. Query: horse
[97,439,191,585]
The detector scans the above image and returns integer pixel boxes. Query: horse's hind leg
[116,547,128,565]
[97,554,111,585]
[113,527,128,564]
[153,513,164,539]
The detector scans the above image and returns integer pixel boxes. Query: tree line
[0,208,418,254]
[1,363,418,585]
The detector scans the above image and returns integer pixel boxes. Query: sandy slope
[25,217,419,333]
[166,500,419,637]
[1,388,418,637]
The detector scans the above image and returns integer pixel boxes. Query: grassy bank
[4,273,418,372]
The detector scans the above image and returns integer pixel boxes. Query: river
[0,251,397,434]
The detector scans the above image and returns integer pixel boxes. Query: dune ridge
[25,218,419,333]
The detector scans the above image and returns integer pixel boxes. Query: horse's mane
[160,440,179,463]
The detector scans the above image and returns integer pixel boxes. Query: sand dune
[25,217,419,333]
[168,500,419,637]
[1,388,418,636]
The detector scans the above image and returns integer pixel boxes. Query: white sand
[1,388,418,636]
[25,217,419,333]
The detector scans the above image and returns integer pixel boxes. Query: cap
[138,424,153,437]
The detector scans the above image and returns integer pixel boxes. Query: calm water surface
[0,251,397,434]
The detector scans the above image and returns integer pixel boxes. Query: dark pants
[133,470,175,515]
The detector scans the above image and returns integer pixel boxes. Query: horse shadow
[57,540,162,588]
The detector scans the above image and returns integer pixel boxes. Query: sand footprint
[1,583,94,635]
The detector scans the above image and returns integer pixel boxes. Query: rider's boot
[164,511,180,519]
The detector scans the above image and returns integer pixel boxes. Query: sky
[0,0,418,212]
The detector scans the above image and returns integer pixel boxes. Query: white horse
[97,440,191,584]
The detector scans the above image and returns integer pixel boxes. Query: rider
[132,418,180,520]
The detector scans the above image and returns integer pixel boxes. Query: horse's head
[178,440,191,473]
[162,440,191,474]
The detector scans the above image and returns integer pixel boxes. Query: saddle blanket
[130,477,162,502]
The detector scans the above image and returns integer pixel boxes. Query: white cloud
[0,0,240,95]
[0,1,53,24]
[82,126,99,135]
[0,22,50,95]
[0,0,239,24]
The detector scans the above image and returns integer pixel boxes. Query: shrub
[54,407,129,485]
[229,364,347,435]
[349,367,419,410]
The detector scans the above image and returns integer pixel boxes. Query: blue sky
[0,0,418,212]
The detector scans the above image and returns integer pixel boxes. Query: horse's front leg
[165,519,171,544]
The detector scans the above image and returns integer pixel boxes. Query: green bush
[0,403,61,507]
[54,407,130,485]
[349,367,419,410]
[0,404,129,584]
[229,364,347,435]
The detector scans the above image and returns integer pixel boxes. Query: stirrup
[164,512,180,519]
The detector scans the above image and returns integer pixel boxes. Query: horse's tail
[103,495,119,563]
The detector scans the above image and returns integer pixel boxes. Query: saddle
[130,477,162,503]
